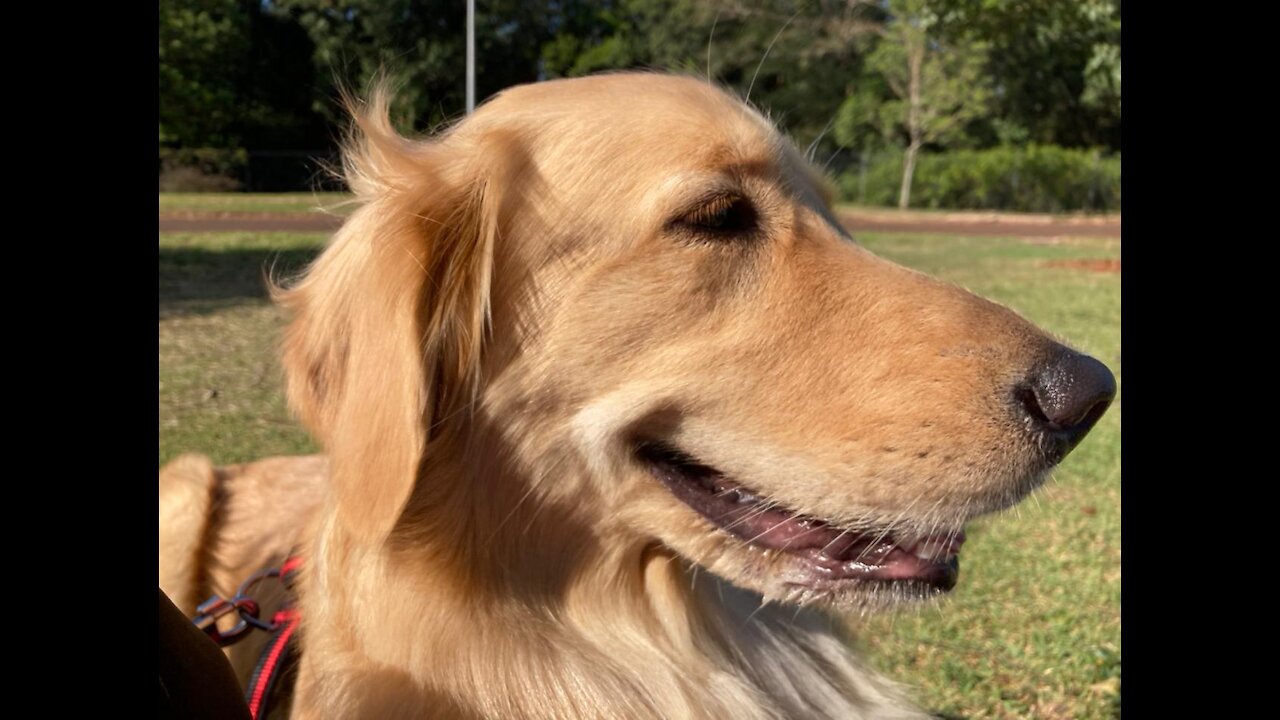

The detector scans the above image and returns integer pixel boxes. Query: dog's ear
[277,90,512,545]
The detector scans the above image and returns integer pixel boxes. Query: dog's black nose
[1019,347,1116,458]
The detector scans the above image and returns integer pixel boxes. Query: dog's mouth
[636,443,965,595]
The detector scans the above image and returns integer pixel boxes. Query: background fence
[159,149,343,193]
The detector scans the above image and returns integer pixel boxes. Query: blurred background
[159,0,1120,212]
[159,3,1121,718]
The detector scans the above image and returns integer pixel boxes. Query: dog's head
[280,73,1114,610]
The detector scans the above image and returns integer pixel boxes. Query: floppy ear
[277,91,508,545]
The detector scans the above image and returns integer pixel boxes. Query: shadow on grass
[159,247,319,318]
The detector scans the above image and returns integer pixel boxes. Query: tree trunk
[899,141,921,209]
[900,28,925,211]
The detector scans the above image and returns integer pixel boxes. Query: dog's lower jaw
[636,544,932,719]
[291,514,929,720]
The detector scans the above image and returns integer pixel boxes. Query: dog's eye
[676,194,758,237]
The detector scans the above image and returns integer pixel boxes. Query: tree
[540,1,883,169]
[159,0,250,148]
[269,0,555,133]
[930,0,1121,150]
[854,0,991,208]
[1079,0,1120,120]
[539,0,703,79]
[159,0,1119,194]
[160,0,330,152]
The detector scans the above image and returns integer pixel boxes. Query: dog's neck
[292,452,926,720]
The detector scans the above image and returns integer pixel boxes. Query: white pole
[466,0,475,114]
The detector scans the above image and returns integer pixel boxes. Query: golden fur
[160,72,1095,718]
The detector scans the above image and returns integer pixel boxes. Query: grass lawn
[835,204,1121,223]
[159,192,351,214]
[158,229,1120,719]
[159,232,323,464]
[850,234,1121,720]
[159,193,1120,226]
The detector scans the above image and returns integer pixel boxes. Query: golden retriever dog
[159,72,1115,719]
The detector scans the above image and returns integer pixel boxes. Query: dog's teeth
[911,540,955,562]
[720,488,758,504]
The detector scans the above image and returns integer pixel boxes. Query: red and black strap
[244,556,303,719]
[190,555,304,720]
[245,605,300,718]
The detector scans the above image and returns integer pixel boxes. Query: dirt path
[1043,258,1121,273]
[159,210,1121,238]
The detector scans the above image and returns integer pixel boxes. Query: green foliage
[270,0,554,132]
[930,0,1122,149]
[1082,33,1121,116]
[831,0,994,207]
[541,1,706,79]
[159,0,249,148]
[158,0,1122,200]
[566,36,637,76]
[692,1,883,156]
[867,0,992,147]
[160,0,330,154]
[834,80,890,153]
[839,145,1120,212]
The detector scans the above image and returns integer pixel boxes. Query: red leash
[191,556,304,719]
[245,605,300,717]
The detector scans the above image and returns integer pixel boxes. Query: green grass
[853,233,1121,720]
[159,192,352,214]
[158,230,1120,719]
[835,203,1122,220]
[158,194,1118,222]
[159,232,322,465]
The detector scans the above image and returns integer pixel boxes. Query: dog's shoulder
[159,454,328,612]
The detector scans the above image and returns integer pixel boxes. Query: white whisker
[706,10,721,83]
[805,113,839,163]
[746,8,802,105]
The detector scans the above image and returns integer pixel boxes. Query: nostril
[1020,348,1117,452]
[1015,385,1051,425]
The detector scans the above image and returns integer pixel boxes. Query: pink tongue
[721,503,965,567]
[722,503,877,555]
[641,442,964,587]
